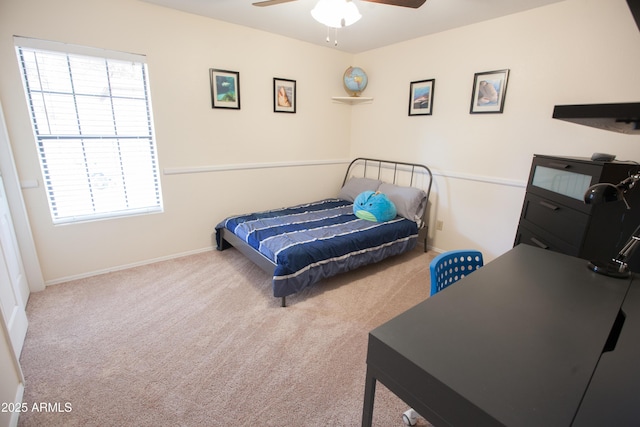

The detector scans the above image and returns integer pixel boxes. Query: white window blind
[14,37,162,224]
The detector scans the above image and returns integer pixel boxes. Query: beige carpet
[18,246,435,426]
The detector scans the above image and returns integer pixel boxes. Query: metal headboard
[342,158,433,252]
[342,157,433,200]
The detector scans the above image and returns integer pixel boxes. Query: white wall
[351,0,640,260]
[1,0,640,282]
[0,0,353,283]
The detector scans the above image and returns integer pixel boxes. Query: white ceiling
[140,0,565,53]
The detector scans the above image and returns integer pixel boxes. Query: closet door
[0,175,28,358]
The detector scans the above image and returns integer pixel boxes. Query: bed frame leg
[281,296,286,307]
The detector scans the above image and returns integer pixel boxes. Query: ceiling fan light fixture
[311,0,361,28]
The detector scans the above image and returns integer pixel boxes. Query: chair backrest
[429,250,484,296]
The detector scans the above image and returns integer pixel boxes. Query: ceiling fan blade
[362,0,426,8]
[252,0,298,6]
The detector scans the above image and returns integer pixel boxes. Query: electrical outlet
[436,220,444,231]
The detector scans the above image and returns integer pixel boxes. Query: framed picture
[210,69,240,109]
[470,69,509,114]
[274,78,296,113]
[408,79,435,116]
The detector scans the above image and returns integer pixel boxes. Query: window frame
[14,36,163,225]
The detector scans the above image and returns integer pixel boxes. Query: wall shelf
[332,96,373,105]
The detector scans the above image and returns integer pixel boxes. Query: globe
[343,66,368,97]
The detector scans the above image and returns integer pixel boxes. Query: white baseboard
[44,247,212,287]
[10,383,24,427]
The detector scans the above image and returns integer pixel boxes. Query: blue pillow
[353,191,397,222]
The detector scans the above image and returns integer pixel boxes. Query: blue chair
[402,250,484,426]
[429,249,483,296]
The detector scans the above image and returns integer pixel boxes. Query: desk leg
[362,367,377,427]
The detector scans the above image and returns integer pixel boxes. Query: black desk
[572,275,640,426]
[362,244,639,426]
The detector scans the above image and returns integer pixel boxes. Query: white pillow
[378,183,427,224]
[338,177,382,202]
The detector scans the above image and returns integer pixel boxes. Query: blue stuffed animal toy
[353,191,397,222]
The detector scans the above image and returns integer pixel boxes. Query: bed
[215,158,433,306]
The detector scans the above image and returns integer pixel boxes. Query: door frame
[0,100,43,293]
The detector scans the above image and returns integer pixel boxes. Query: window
[14,37,162,224]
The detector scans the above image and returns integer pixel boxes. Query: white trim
[162,159,526,188]
[163,158,351,175]
[44,247,211,286]
[19,180,38,189]
[0,299,25,427]
[9,384,24,427]
[52,206,163,226]
[13,35,146,63]
[432,169,526,188]
[0,303,25,384]
[0,101,45,292]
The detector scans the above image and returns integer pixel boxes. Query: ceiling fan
[253,0,426,8]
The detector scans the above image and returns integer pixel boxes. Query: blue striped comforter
[215,199,418,298]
